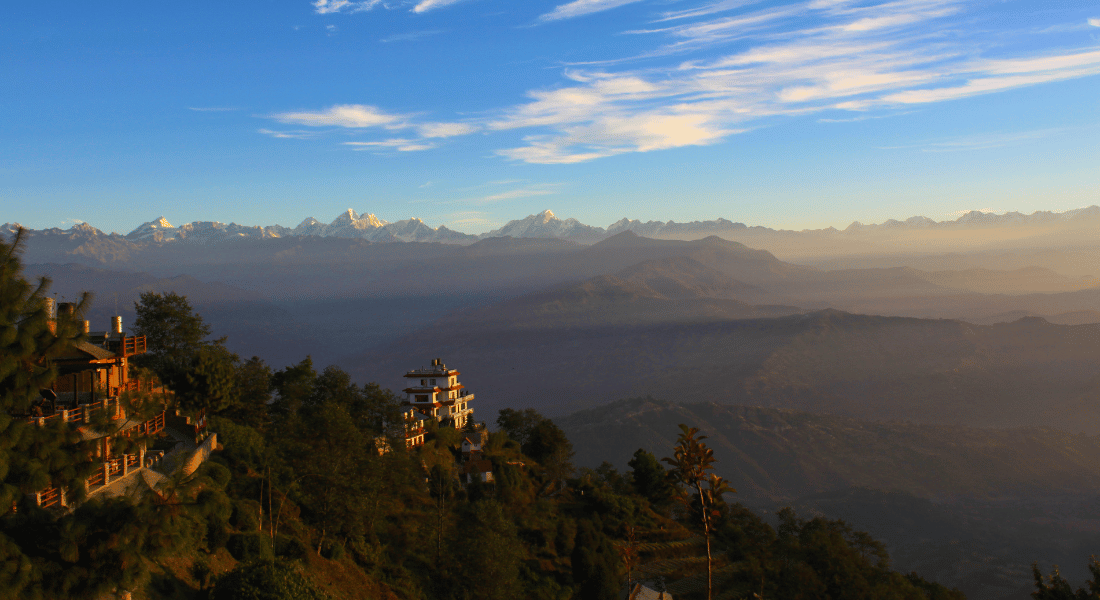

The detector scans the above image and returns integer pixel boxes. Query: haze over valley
[11,204,1100,598]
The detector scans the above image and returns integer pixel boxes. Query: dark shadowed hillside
[559,399,1100,500]
[356,304,1100,432]
[559,399,1100,600]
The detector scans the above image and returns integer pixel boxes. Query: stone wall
[182,433,217,477]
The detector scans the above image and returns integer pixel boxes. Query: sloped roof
[55,341,116,361]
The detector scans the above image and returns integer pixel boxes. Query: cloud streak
[283,0,1100,164]
[380,29,443,42]
[312,0,382,14]
[345,139,438,152]
[271,105,406,128]
[539,0,647,22]
[879,128,1066,152]
[412,0,467,13]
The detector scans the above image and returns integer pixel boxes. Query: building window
[430,378,436,385]
[420,379,426,386]
[416,395,428,403]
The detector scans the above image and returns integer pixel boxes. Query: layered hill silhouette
[19,230,1100,404]
[357,304,1100,432]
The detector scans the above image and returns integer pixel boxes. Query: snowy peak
[482,210,605,243]
[330,209,387,231]
[18,204,1100,250]
[126,216,179,241]
[285,210,474,243]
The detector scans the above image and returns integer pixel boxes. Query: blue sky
[3,0,1098,234]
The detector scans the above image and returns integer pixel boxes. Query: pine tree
[131,290,213,372]
[628,448,674,510]
[0,228,88,599]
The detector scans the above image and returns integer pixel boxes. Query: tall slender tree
[663,424,735,600]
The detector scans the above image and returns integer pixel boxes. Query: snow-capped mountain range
[5,206,1100,247]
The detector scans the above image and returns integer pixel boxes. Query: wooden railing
[38,486,61,509]
[122,336,146,357]
[87,469,104,487]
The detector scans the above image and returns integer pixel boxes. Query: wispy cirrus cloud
[418,122,479,137]
[344,139,438,152]
[462,184,562,205]
[258,128,320,139]
[271,104,407,128]
[283,0,1100,164]
[539,0,647,22]
[444,211,499,230]
[263,104,478,150]
[380,29,443,42]
[879,128,1066,152]
[411,0,468,13]
[312,0,383,14]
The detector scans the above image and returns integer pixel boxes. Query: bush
[275,534,309,560]
[207,517,231,552]
[209,416,267,469]
[232,499,262,532]
[211,559,329,600]
[196,489,234,522]
[320,541,344,561]
[202,461,232,490]
[227,532,274,562]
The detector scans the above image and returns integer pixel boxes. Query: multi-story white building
[402,358,475,429]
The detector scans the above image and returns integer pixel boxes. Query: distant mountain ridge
[6,205,1100,248]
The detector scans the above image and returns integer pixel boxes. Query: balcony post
[103,462,111,486]
[61,409,69,423]
[122,454,129,477]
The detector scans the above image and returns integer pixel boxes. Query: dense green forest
[1,228,1095,599]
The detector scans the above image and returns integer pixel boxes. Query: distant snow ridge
[125,217,289,243]
[122,209,476,244]
[843,206,1100,232]
[481,210,606,243]
[9,204,1100,248]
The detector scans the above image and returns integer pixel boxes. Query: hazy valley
[8,207,1100,599]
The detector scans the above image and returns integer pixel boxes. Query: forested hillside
[0,229,981,600]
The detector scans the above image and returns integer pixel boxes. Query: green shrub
[226,532,274,562]
[202,461,232,490]
[211,559,329,600]
[207,517,231,552]
[320,541,344,561]
[274,534,309,560]
[232,499,262,532]
[196,489,233,522]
